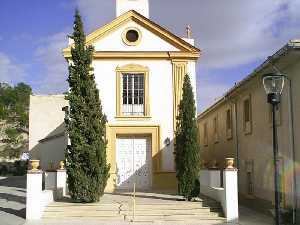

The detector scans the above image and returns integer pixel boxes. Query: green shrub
[65,10,110,203]
[174,75,201,199]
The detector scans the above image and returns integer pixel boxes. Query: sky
[0,0,299,112]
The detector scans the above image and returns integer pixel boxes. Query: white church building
[29,0,200,192]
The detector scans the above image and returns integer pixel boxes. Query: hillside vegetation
[0,82,32,159]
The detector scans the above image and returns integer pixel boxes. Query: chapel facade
[29,0,200,192]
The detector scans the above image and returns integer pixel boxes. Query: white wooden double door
[116,136,151,190]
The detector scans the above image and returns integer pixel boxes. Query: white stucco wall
[93,21,180,52]
[29,95,68,170]
[93,58,197,172]
[91,18,197,171]
[93,59,179,171]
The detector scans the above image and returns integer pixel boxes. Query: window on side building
[226,108,233,139]
[213,116,219,143]
[243,95,252,134]
[203,122,208,146]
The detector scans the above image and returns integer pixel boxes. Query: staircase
[43,192,227,224]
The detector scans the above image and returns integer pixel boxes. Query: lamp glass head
[262,74,285,96]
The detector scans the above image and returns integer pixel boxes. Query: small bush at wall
[0,160,28,176]
[0,165,9,176]
[13,160,28,176]
[281,208,294,224]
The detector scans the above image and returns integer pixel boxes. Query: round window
[126,29,139,43]
[122,27,141,46]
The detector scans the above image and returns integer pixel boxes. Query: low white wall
[200,169,221,187]
[199,169,238,222]
[26,172,54,220]
[26,170,67,220]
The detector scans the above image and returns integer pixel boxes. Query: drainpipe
[233,100,240,170]
[228,97,240,169]
[286,77,297,224]
[268,59,297,224]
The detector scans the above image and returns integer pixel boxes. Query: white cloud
[0,52,28,85]
[34,31,69,94]
[197,82,231,113]
[149,0,299,70]
[196,70,233,112]
[75,0,114,32]
[46,0,300,109]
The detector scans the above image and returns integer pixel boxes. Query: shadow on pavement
[0,206,26,219]
[0,192,26,204]
[0,176,27,220]
[0,176,26,189]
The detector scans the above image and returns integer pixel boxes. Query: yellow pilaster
[172,60,187,131]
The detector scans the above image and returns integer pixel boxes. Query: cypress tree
[174,74,200,200]
[65,9,110,202]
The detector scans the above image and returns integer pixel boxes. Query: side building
[197,40,300,215]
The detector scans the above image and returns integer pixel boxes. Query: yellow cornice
[62,10,201,58]
[116,63,148,72]
[63,50,200,60]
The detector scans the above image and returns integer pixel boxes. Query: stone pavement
[24,197,274,225]
[23,207,274,225]
[238,206,273,225]
[24,209,273,225]
[0,176,26,225]
[0,176,274,225]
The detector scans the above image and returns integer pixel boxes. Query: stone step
[126,214,226,221]
[43,215,125,221]
[42,217,226,225]
[45,207,221,215]
[132,219,227,225]
[44,210,222,217]
[47,202,221,210]
[43,212,223,221]
[49,200,217,205]
[43,194,225,224]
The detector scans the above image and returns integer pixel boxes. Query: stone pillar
[56,169,67,199]
[223,168,239,222]
[26,170,43,219]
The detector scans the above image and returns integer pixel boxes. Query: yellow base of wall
[153,171,178,191]
[104,171,178,193]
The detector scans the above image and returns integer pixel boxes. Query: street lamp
[262,73,285,225]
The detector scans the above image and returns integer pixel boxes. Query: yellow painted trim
[63,51,200,60]
[154,171,176,174]
[62,10,200,57]
[153,171,178,191]
[115,116,151,121]
[105,124,162,192]
[116,64,150,118]
[172,60,188,131]
[121,27,142,46]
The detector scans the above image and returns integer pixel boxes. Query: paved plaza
[0,176,26,225]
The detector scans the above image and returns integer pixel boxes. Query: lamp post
[262,73,285,225]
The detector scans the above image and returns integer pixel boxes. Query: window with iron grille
[122,73,144,116]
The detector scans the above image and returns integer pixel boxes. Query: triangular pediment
[63,10,200,57]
